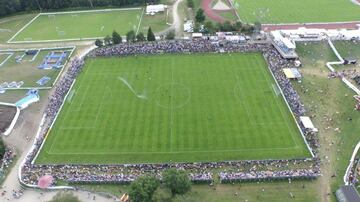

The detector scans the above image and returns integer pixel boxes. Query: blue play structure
[38,51,67,69]
[15,89,40,110]
[36,76,51,86]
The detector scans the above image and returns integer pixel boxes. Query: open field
[10,9,143,42]
[81,180,320,201]
[139,12,170,34]
[0,14,37,43]
[36,53,310,164]
[0,48,73,88]
[334,40,360,61]
[233,0,360,23]
[294,41,360,200]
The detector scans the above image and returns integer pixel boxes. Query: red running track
[202,0,226,23]
[262,22,360,32]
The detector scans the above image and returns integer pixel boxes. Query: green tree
[136,32,146,41]
[126,30,136,42]
[103,35,112,46]
[165,31,175,40]
[48,192,80,202]
[95,39,103,47]
[162,169,191,196]
[129,175,160,202]
[152,189,172,202]
[222,21,233,31]
[112,31,122,44]
[186,0,194,8]
[254,21,262,33]
[241,23,255,34]
[233,21,243,31]
[147,27,156,41]
[195,9,206,23]
[0,139,5,158]
[204,21,215,34]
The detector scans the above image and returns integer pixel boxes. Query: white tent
[146,4,167,14]
[300,116,318,132]
[212,0,231,10]
[271,31,296,49]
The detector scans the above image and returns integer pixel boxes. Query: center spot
[155,83,191,109]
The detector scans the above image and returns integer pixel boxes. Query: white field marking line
[41,7,142,15]
[262,55,314,157]
[8,8,142,43]
[29,49,41,62]
[37,79,77,160]
[0,46,76,88]
[66,89,75,103]
[58,86,90,129]
[59,64,93,130]
[227,0,242,22]
[7,13,41,43]
[263,20,360,26]
[92,85,109,127]
[136,8,145,35]
[7,36,127,44]
[0,53,13,67]
[0,46,75,53]
[258,62,299,148]
[66,85,90,114]
[51,46,76,87]
[155,83,191,109]
[48,146,300,155]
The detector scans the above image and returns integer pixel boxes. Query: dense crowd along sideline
[21,40,320,187]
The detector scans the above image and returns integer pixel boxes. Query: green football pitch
[36,53,310,164]
[234,0,360,23]
[10,9,143,42]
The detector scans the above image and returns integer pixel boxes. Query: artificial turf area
[233,0,360,23]
[36,53,310,164]
[10,9,143,42]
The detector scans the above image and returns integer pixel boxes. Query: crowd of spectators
[0,148,15,170]
[20,40,320,187]
[347,158,359,185]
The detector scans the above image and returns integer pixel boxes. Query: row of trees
[193,8,259,34]
[95,27,155,47]
[0,0,159,17]
[129,169,191,202]
[95,27,175,46]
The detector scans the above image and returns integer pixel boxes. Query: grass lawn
[0,48,73,88]
[0,13,37,43]
[217,11,238,22]
[36,53,310,164]
[294,41,360,200]
[80,180,319,201]
[139,12,170,34]
[334,40,360,61]
[11,9,143,42]
[233,0,360,23]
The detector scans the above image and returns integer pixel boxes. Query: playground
[0,47,74,91]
